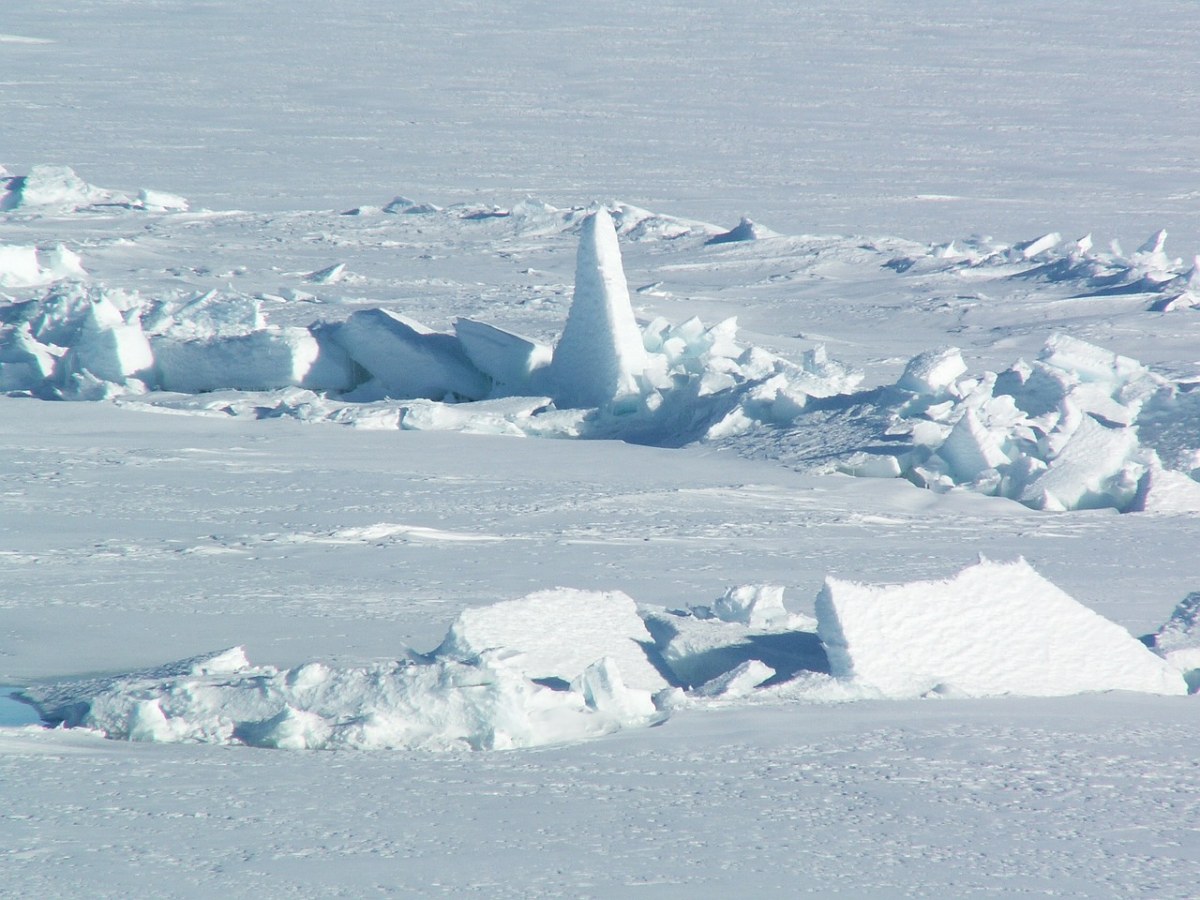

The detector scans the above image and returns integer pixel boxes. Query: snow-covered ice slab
[437,588,670,693]
[816,558,1187,698]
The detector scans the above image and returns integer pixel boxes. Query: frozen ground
[4,0,1200,896]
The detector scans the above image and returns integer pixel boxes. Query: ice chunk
[0,245,41,286]
[136,188,189,212]
[153,327,355,393]
[1018,415,1141,511]
[937,408,1010,482]
[816,558,1186,698]
[25,647,659,751]
[709,584,790,628]
[1038,333,1147,387]
[61,295,154,385]
[896,347,967,395]
[143,290,266,340]
[0,165,120,212]
[0,326,58,390]
[1149,593,1200,689]
[694,660,777,697]
[453,317,552,393]
[705,217,779,245]
[570,657,656,719]
[333,309,489,401]
[550,209,647,408]
[1133,464,1200,514]
[641,608,825,688]
[437,588,669,693]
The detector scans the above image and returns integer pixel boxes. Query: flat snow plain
[4,1,1200,896]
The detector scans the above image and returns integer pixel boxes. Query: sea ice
[453,317,552,395]
[815,558,1187,698]
[332,309,489,401]
[436,588,669,693]
[550,208,647,408]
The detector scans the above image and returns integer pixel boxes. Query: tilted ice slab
[816,558,1187,698]
[437,588,670,694]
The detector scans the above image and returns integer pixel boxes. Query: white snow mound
[815,558,1187,698]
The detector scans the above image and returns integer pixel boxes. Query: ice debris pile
[5,172,1200,513]
[0,206,862,442]
[886,228,1200,312]
[18,559,1190,751]
[832,336,1200,513]
[0,164,188,214]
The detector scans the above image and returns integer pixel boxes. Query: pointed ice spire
[550,208,646,409]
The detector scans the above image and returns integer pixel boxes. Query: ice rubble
[1147,592,1200,692]
[0,164,187,214]
[20,561,1189,750]
[801,333,1200,513]
[5,180,1200,514]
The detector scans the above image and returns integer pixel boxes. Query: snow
[816,558,1187,698]
[3,0,1200,894]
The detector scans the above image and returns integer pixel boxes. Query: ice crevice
[15,559,1191,751]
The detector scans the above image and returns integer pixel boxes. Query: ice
[1018,414,1142,511]
[142,290,266,340]
[153,327,356,393]
[60,294,154,387]
[937,407,1011,482]
[25,648,658,751]
[896,347,968,396]
[0,164,122,212]
[816,558,1187,698]
[0,243,85,287]
[641,605,824,689]
[707,583,791,628]
[332,309,489,401]
[136,188,189,212]
[1147,593,1200,691]
[705,217,779,245]
[0,326,58,391]
[549,208,647,408]
[436,588,669,693]
[0,245,41,286]
[694,659,777,698]
[453,317,552,395]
